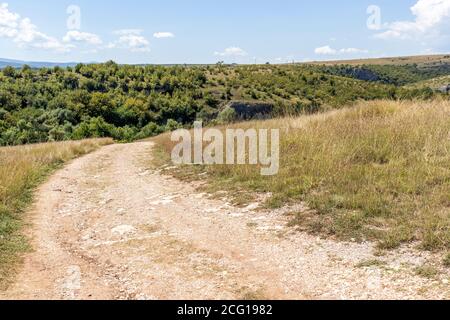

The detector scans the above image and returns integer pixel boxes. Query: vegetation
[0,138,112,288]
[154,100,450,255]
[307,54,450,66]
[414,265,440,279]
[405,75,450,90]
[355,259,387,268]
[315,63,450,86]
[0,62,441,146]
[444,253,450,268]
[1,56,449,280]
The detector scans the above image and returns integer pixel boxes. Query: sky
[0,0,449,64]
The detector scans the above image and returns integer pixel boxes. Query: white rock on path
[111,225,136,236]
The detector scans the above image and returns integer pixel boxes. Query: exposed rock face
[438,85,450,94]
[225,101,274,120]
[349,68,381,82]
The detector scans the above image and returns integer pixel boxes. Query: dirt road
[1,142,448,300]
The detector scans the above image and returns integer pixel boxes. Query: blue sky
[0,0,449,64]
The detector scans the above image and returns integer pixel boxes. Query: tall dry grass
[154,100,450,254]
[0,138,112,288]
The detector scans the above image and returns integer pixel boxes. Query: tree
[2,66,15,77]
[21,64,32,73]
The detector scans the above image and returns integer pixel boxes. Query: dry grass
[0,138,112,288]
[154,100,450,254]
[444,253,450,267]
[415,265,440,279]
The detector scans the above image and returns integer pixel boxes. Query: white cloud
[63,30,102,45]
[315,45,368,55]
[109,29,150,52]
[14,18,71,52]
[0,3,70,52]
[0,3,19,37]
[153,32,174,38]
[214,47,248,57]
[375,0,450,40]
[315,45,337,55]
[339,48,369,54]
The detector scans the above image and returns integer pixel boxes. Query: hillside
[1,62,449,299]
[0,62,441,146]
[154,99,450,256]
[310,63,450,87]
[1,129,448,299]
[307,54,450,66]
[405,75,450,90]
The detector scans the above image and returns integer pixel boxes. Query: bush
[217,107,237,124]
[444,253,450,267]
[165,119,182,131]
[135,122,164,140]
[111,126,137,142]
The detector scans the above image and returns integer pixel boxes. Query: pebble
[112,225,136,236]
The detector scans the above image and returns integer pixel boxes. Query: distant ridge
[0,58,206,68]
[305,54,450,66]
[0,58,80,69]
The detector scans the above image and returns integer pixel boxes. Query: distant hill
[305,54,450,86]
[0,58,79,69]
[306,54,450,67]
[405,75,450,90]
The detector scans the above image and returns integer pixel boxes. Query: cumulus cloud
[214,47,248,57]
[0,3,19,37]
[0,3,71,52]
[14,18,71,52]
[153,32,174,38]
[314,45,337,55]
[63,30,102,45]
[375,0,450,40]
[315,45,368,55]
[0,3,155,54]
[109,29,150,52]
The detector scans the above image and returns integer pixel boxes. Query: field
[0,138,112,288]
[154,99,450,259]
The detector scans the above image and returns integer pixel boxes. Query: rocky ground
[1,142,448,300]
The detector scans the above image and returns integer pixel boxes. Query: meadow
[154,99,450,261]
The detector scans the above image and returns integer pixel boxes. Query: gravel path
[1,142,449,300]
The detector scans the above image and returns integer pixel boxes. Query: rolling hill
[0,58,79,69]
[306,54,450,66]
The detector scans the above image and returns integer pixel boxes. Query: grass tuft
[356,259,387,268]
[414,265,440,279]
[444,253,450,268]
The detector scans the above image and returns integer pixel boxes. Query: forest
[0,61,444,146]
